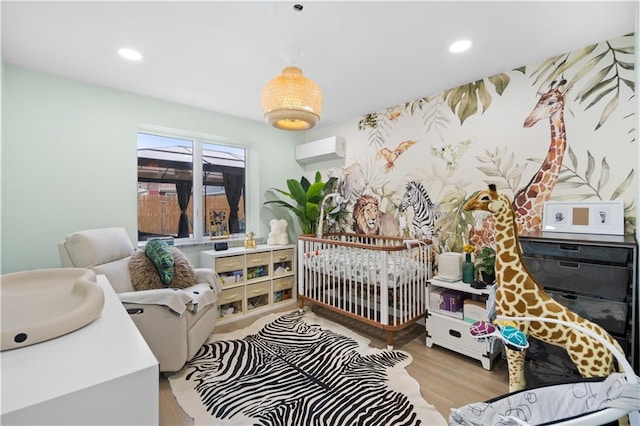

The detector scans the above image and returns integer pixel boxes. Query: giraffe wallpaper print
[317,32,636,252]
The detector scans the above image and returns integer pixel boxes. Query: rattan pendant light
[262,65,322,131]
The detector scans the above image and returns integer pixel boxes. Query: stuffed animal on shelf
[267,219,289,246]
[244,231,257,249]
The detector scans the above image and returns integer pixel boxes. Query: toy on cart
[469,319,529,351]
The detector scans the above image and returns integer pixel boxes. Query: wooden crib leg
[386,330,394,351]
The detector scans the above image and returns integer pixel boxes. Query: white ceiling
[2,1,637,129]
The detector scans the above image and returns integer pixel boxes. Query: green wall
[1,64,303,273]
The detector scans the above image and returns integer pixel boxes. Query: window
[137,131,246,242]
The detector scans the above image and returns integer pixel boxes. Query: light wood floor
[159,305,509,425]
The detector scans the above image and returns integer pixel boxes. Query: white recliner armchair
[58,227,221,372]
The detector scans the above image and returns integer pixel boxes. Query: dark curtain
[223,173,243,233]
[175,181,192,238]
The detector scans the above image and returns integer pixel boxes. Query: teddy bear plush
[267,219,289,245]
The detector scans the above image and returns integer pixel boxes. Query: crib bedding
[304,246,428,288]
[298,234,431,349]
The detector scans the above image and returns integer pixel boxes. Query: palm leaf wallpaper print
[323,33,635,251]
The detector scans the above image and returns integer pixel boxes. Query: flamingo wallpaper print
[316,32,636,253]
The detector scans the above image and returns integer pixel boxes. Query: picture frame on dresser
[209,209,229,239]
[542,200,624,235]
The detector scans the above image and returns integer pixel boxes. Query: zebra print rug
[167,310,446,425]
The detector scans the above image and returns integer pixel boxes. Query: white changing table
[1,274,159,425]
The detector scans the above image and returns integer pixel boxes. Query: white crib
[297,233,431,349]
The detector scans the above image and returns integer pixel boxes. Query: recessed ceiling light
[118,48,143,61]
[449,39,472,53]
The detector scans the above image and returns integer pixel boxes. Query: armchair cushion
[144,240,175,284]
[64,227,134,267]
[118,283,219,316]
[118,288,194,316]
[92,257,135,294]
[183,283,220,313]
[129,249,196,291]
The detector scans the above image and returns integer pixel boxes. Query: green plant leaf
[300,176,311,192]
[567,146,578,170]
[268,188,293,199]
[287,179,307,207]
[323,176,338,192]
[611,169,634,199]
[501,152,515,175]
[597,157,610,192]
[305,202,320,222]
[444,86,463,111]
[476,166,501,177]
[565,51,607,94]
[488,73,510,95]
[552,44,598,81]
[263,199,297,210]
[531,54,564,87]
[621,78,634,92]
[585,150,595,184]
[583,85,616,111]
[506,163,526,181]
[557,181,589,189]
[617,60,634,70]
[477,79,492,113]
[594,92,619,130]
[459,84,478,124]
[313,171,322,184]
[613,46,634,54]
[265,172,338,235]
[576,65,614,101]
[306,181,326,204]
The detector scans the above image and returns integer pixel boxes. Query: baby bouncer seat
[450,316,640,426]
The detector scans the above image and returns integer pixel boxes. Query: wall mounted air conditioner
[295,136,346,164]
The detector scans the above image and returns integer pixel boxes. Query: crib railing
[298,233,431,347]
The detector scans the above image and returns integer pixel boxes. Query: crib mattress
[303,246,428,288]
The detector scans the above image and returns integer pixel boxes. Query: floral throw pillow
[144,240,175,285]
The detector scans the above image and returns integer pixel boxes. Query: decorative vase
[481,270,496,284]
[462,253,475,284]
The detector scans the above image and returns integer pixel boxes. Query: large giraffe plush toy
[464,184,624,392]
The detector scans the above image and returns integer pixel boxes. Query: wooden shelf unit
[200,244,296,322]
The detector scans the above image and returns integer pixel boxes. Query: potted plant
[475,246,496,284]
[264,172,337,235]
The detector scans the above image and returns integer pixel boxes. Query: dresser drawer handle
[559,244,579,251]
[559,293,578,300]
[449,329,461,338]
[222,294,241,301]
[558,261,580,269]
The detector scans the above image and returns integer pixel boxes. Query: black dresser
[518,231,638,384]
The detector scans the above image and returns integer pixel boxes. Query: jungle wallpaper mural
[319,32,636,254]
